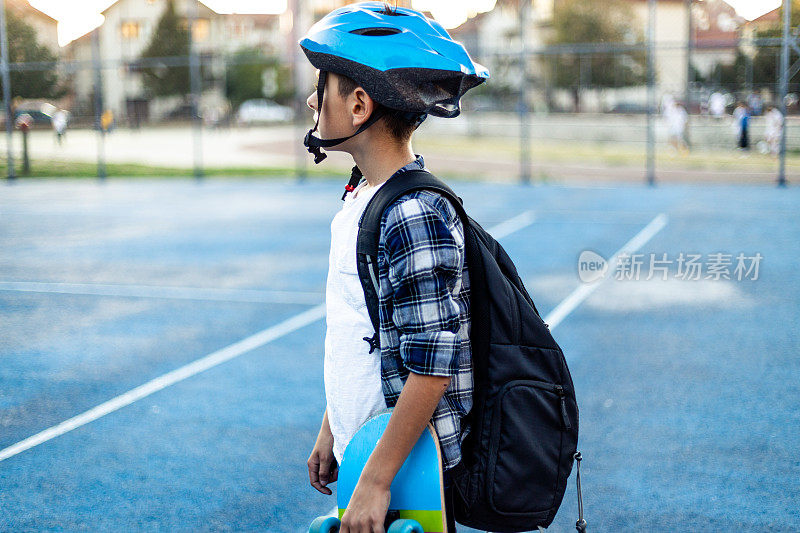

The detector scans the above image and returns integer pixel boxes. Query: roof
[693,0,745,49]
[101,0,217,15]
[6,0,58,24]
[750,7,779,24]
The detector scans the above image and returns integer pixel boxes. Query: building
[448,0,689,110]
[65,0,285,124]
[744,6,780,32]
[6,0,59,55]
[690,0,746,77]
[741,6,780,54]
[625,0,690,96]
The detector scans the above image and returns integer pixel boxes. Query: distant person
[748,92,763,116]
[733,102,750,150]
[101,109,115,133]
[51,109,68,145]
[764,105,784,156]
[709,91,726,118]
[660,92,675,115]
[203,105,220,128]
[665,102,689,154]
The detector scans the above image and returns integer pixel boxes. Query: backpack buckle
[362,333,379,354]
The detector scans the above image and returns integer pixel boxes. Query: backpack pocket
[487,379,568,515]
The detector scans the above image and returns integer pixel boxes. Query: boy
[300,3,488,532]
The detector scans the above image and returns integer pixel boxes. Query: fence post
[684,0,693,147]
[519,0,531,185]
[646,0,656,186]
[290,0,309,181]
[778,0,790,187]
[0,0,14,181]
[188,0,203,180]
[91,27,107,181]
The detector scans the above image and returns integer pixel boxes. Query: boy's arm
[340,372,451,531]
[340,196,464,532]
[361,373,450,488]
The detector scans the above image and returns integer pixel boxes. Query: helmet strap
[342,165,364,201]
[303,69,390,164]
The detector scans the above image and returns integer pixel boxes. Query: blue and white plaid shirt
[365,154,473,472]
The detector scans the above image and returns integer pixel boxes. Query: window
[120,21,141,40]
[193,18,210,41]
[180,18,211,41]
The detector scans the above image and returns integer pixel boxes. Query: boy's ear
[350,87,375,128]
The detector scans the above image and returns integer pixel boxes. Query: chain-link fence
[1,0,797,185]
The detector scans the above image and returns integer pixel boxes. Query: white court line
[0,303,326,463]
[486,210,536,240]
[0,210,538,464]
[0,281,324,305]
[0,212,537,306]
[544,213,669,330]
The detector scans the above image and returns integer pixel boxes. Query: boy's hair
[335,73,417,143]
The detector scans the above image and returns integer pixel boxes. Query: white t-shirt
[665,105,687,137]
[324,179,389,464]
[765,108,784,138]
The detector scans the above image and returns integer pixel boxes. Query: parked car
[0,101,69,128]
[606,102,650,114]
[164,103,196,121]
[236,99,293,125]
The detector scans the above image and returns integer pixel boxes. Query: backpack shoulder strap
[358,169,468,256]
[355,169,470,348]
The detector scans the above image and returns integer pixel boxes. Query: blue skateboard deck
[337,410,448,533]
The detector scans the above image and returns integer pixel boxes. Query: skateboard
[308,410,448,533]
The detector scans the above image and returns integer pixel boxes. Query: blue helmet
[300,1,490,165]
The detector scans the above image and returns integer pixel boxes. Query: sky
[27,0,783,47]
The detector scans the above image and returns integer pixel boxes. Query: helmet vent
[349,27,402,36]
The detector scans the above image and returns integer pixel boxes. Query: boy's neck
[350,143,416,189]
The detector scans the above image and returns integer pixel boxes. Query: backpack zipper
[555,384,571,430]
[486,379,573,516]
[493,380,571,435]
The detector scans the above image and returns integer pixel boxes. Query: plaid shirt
[364,154,473,472]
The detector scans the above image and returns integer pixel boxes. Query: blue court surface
[0,177,798,532]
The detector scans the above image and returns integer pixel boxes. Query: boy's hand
[308,423,338,495]
[340,477,391,533]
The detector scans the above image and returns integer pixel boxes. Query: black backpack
[353,168,585,532]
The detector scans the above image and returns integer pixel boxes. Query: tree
[749,0,800,94]
[139,0,191,98]
[709,49,749,92]
[546,0,647,111]
[0,9,66,99]
[225,47,293,109]
[752,29,780,92]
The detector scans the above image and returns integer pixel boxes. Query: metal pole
[519,0,530,184]
[188,0,203,180]
[21,129,29,174]
[778,0,790,187]
[746,54,753,93]
[91,27,106,180]
[290,0,308,181]
[0,0,14,181]
[646,0,656,186]
[684,0,693,147]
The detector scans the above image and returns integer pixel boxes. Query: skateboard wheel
[308,515,341,533]
[386,519,423,533]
